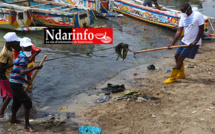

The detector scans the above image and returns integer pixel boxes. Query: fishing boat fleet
[0,0,214,38]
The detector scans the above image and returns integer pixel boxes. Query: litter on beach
[79,126,102,134]
[90,95,111,103]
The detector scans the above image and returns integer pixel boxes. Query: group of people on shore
[0,33,42,132]
[0,1,206,133]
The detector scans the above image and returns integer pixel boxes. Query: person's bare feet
[24,126,39,132]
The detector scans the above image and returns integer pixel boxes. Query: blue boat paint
[84,0,87,7]
[89,10,94,25]
[74,14,80,28]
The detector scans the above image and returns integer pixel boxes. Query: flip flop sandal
[24,127,39,132]
[124,90,132,95]
[133,92,140,96]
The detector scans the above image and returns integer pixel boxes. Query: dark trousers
[9,82,32,114]
[143,0,152,7]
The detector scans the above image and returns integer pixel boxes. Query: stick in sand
[24,55,47,92]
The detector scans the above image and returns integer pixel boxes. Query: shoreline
[66,40,215,134]
[1,40,215,133]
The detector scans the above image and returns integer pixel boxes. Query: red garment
[0,79,13,98]
[14,46,41,62]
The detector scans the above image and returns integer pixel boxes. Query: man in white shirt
[164,2,204,84]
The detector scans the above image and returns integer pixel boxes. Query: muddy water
[0,0,214,121]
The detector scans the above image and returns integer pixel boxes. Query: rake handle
[129,45,189,54]
[24,55,47,92]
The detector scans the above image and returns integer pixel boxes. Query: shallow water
[0,0,214,114]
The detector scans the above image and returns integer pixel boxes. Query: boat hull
[29,0,94,28]
[113,0,179,30]
[1,0,94,29]
[0,7,46,31]
[113,0,210,36]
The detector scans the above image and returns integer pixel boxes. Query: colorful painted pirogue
[113,0,210,36]
[0,0,94,31]
[55,0,123,17]
[0,5,46,31]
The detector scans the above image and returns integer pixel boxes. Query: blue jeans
[176,41,199,59]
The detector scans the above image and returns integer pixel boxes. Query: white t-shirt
[179,11,205,45]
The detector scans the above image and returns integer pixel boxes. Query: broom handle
[128,45,189,54]
[24,55,47,92]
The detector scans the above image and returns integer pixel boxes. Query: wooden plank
[50,5,69,10]
[30,3,52,8]
[60,8,73,12]
[9,0,29,4]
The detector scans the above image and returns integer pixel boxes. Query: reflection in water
[159,0,215,18]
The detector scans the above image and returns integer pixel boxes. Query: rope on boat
[209,18,215,35]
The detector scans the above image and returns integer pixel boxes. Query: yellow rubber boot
[176,64,185,79]
[163,68,180,84]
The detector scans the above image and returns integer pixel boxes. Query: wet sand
[1,40,215,134]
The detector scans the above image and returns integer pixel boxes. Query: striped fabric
[9,51,28,84]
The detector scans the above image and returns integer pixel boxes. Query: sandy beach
[78,41,215,134]
[1,40,214,134]
[69,40,215,134]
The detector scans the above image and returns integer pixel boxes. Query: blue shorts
[176,41,199,59]
[143,0,152,6]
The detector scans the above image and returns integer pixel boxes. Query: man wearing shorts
[164,2,204,84]
[0,32,20,118]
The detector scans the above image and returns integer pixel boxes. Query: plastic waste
[29,113,68,126]
[147,64,155,70]
[59,106,68,110]
[166,70,171,73]
[91,95,111,103]
[116,96,127,101]
[79,126,102,134]
[142,94,160,100]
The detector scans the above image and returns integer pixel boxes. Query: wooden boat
[0,6,46,31]
[113,0,210,36]
[54,0,123,17]
[0,0,94,29]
